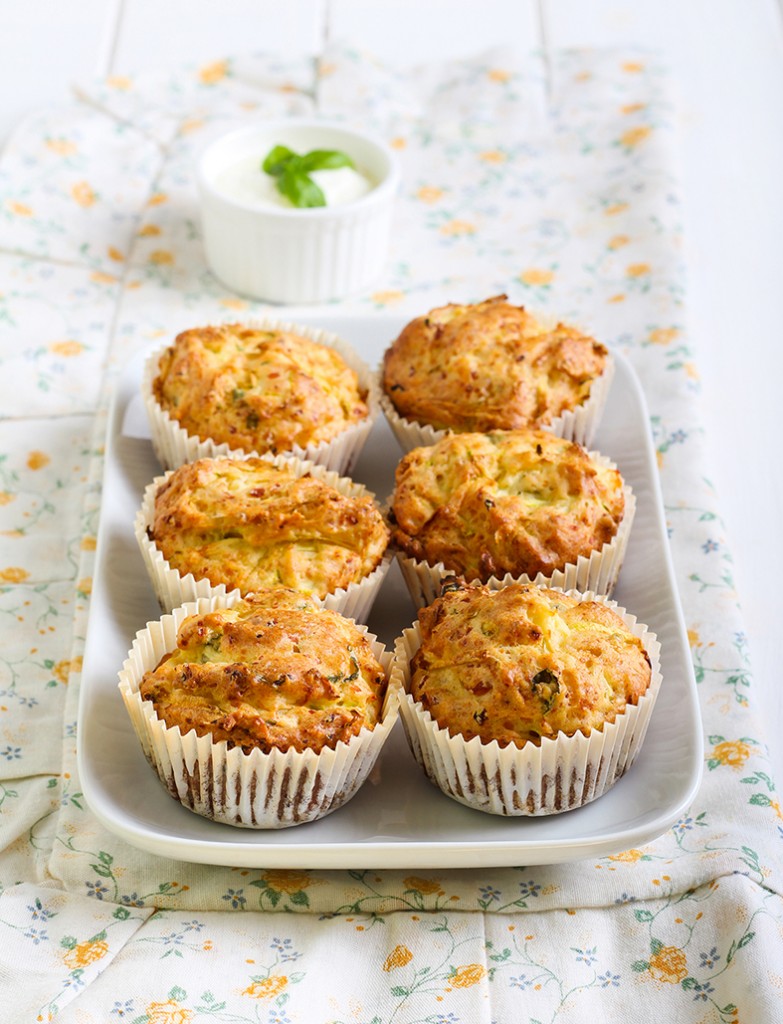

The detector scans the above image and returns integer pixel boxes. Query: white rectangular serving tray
[78,315,703,869]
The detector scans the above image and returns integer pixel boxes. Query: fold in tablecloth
[0,44,780,1022]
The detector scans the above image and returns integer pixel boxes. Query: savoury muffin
[144,320,378,473]
[139,454,390,617]
[381,295,611,449]
[119,591,400,828]
[390,429,633,600]
[396,582,661,815]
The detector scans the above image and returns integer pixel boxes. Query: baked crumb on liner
[118,595,401,829]
[379,352,614,454]
[394,590,661,816]
[142,318,379,475]
[388,451,635,605]
[135,451,391,623]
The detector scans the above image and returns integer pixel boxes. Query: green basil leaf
[299,148,355,173]
[262,144,298,176]
[278,167,326,208]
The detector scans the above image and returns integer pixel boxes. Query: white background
[2,0,781,779]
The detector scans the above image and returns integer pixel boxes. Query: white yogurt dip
[214,154,375,209]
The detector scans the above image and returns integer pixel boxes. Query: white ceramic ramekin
[197,120,399,304]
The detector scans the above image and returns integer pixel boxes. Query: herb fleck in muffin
[382,295,608,433]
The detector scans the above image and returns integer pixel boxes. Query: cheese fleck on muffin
[391,429,625,581]
[382,295,607,432]
[150,457,389,599]
[153,323,368,454]
[139,590,387,754]
[410,582,651,747]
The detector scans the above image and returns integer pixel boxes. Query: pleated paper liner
[142,317,380,475]
[394,590,662,816]
[390,452,635,606]
[135,450,391,622]
[118,595,402,829]
[379,352,615,454]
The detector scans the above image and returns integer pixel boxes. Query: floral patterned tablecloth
[0,43,780,1024]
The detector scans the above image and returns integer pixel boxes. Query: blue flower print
[699,947,720,970]
[573,947,598,966]
[598,971,620,987]
[222,888,246,909]
[692,981,715,1001]
[85,880,109,900]
[701,539,719,554]
[510,974,531,990]
[111,1001,135,1018]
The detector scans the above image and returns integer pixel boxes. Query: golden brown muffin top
[139,590,387,754]
[410,582,651,747]
[152,323,368,454]
[151,457,389,599]
[382,295,607,432]
[391,430,624,581]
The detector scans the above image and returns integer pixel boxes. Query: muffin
[381,295,612,450]
[396,581,661,815]
[136,453,390,620]
[390,429,634,603]
[118,590,400,828]
[143,319,379,474]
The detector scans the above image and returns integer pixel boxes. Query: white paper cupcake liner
[118,595,401,829]
[142,318,380,475]
[379,352,614,453]
[135,450,391,621]
[390,451,635,606]
[394,589,661,816]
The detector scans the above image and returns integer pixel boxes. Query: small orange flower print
[520,268,554,286]
[45,138,77,156]
[416,186,444,204]
[261,869,313,894]
[621,102,647,115]
[390,137,407,150]
[687,629,701,648]
[711,740,752,769]
[608,848,645,863]
[622,61,645,73]
[242,976,288,1000]
[626,263,651,278]
[451,964,486,988]
[648,946,687,984]
[91,271,117,285]
[648,327,679,346]
[605,202,629,216]
[7,201,33,217]
[71,181,97,208]
[608,294,625,303]
[50,340,84,357]
[220,298,248,310]
[78,577,93,596]
[608,234,630,250]
[139,224,161,237]
[0,567,29,584]
[107,75,132,90]
[383,945,413,971]
[108,246,124,262]
[574,70,592,82]
[199,60,229,85]
[403,876,444,896]
[144,1001,194,1024]
[149,250,175,266]
[147,193,168,207]
[63,939,108,970]
[27,451,50,470]
[440,220,476,237]
[52,657,82,684]
[620,125,652,149]
[318,61,337,78]
[372,289,405,306]
[479,150,506,163]
[684,362,699,380]
[181,118,205,134]
[0,493,14,506]
[487,69,511,83]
